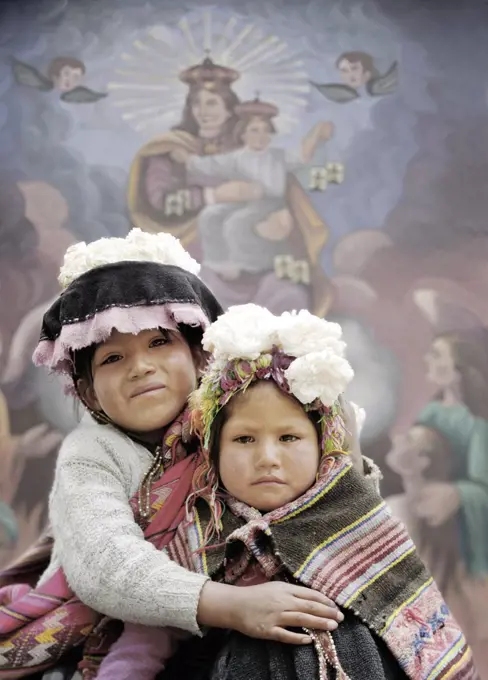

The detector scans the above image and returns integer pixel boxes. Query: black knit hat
[33,231,223,390]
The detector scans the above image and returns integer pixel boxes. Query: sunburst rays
[108,9,310,137]
[178,17,200,60]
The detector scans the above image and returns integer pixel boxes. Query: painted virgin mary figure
[128,57,331,317]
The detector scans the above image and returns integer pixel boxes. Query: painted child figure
[173,98,333,280]
[95,305,477,680]
[0,233,346,679]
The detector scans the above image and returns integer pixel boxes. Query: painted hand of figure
[416,482,461,527]
[6,502,45,562]
[317,121,334,141]
[15,424,63,462]
[255,209,293,241]
[386,433,429,477]
[0,425,62,505]
[170,148,191,165]
[213,181,264,203]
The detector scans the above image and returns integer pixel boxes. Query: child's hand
[197,581,343,644]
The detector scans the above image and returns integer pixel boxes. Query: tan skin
[80,328,344,644]
[219,382,322,511]
[80,328,201,443]
[218,385,364,509]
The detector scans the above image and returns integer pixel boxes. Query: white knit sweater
[39,414,208,635]
[40,415,382,636]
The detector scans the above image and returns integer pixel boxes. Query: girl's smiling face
[80,328,200,437]
[218,382,321,512]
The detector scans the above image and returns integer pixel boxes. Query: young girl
[93,304,476,680]
[0,230,353,679]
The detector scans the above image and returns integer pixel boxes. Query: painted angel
[311,51,398,104]
[12,56,107,103]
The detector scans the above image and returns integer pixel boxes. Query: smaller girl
[95,304,475,680]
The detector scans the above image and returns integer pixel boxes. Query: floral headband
[189,304,358,532]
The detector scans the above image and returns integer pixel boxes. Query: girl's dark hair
[207,385,323,474]
[70,324,207,397]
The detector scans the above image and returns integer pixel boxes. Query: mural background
[1,0,487,674]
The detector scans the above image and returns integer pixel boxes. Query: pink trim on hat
[33,302,210,381]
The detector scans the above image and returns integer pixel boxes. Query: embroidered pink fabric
[32,302,210,393]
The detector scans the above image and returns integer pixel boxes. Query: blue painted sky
[1,0,487,268]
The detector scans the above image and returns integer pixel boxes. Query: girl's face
[218,382,320,512]
[82,328,199,436]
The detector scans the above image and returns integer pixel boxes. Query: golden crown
[179,56,240,89]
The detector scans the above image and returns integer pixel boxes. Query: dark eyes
[234,436,254,444]
[233,434,299,444]
[100,354,121,366]
[150,335,169,348]
[100,335,169,366]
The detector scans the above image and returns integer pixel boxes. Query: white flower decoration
[58,228,200,288]
[202,303,278,360]
[201,304,355,408]
[277,309,346,359]
[126,229,200,276]
[285,350,354,406]
[350,401,366,434]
